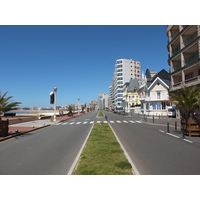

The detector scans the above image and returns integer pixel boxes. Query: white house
[140,69,171,116]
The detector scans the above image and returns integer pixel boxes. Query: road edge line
[67,123,94,175]
[108,123,140,175]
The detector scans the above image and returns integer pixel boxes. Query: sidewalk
[0,113,85,142]
[138,114,181,128]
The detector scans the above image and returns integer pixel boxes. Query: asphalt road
[2,110,200,175]
[0,111,100,175]
[105,111,200,175]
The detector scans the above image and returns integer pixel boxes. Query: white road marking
[90,121,94,124]
[83,122,87,124]
[136,121,142,123]
[166,132,180,138]
[69,122,75,125]
[103,121,108,123]
[159,130,165,133]
[76,122,81,124]
[123,120,128,123]
[56,123,62,125]
[183,139,193,143]
[116,121,121,123]
[97,121,101,123]
[62,122,68,125]
[110,121,114,123]
[129,121,135,123]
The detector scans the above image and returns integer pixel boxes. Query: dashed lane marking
[166,132,180,138]
[183,139,193,143]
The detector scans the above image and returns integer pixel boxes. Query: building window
[157,92,161,99]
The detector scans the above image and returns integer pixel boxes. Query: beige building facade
[167,25,200,92]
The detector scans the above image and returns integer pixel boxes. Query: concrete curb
[67,123,94,175]
[108,123,140,175]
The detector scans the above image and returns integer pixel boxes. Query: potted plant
[170,86,200,136]
[0,92,21,136]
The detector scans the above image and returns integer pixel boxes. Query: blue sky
[0,25,169,107]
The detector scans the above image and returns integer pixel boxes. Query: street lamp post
[53,87,58,121]
[78,98,80,115]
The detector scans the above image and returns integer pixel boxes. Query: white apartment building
[109,58,141,111]
[98,93,109,109]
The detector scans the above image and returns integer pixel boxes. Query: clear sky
[0,25,169,107]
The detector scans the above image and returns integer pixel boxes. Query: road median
[72,123,134,175]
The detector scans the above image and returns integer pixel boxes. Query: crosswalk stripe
[56,120,143,126]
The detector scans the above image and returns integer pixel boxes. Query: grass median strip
[97,110,104,117]
[73,123,133,175]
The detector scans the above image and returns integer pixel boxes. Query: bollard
[105,115,108,121]
[153,115,154,123]
[167,122,170,133]
[182,124,185,138]
[175,121,177,132]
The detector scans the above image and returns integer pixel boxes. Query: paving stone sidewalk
[0,113,84,142]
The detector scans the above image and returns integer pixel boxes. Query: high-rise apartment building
[167,25,200,92]
[98,93,109,109]
[109,58,141,111]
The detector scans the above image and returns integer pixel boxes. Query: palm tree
[0,92,21,116]
[170,86,200,119]
[67,105,74,117]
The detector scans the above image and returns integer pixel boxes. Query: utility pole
[53,87,58,121]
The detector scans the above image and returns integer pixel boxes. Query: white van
[168,106,176,117]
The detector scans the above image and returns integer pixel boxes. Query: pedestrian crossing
[55,120,143,126]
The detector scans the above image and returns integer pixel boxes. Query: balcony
[184,53,199,66]
[172,46,180,57]
[170,75,200,91]
[183,32,197,47]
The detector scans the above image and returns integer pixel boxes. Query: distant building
[140,69,171,116]
[109,58,141,111]
[90,100,98,110]
[98,94,109,109]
